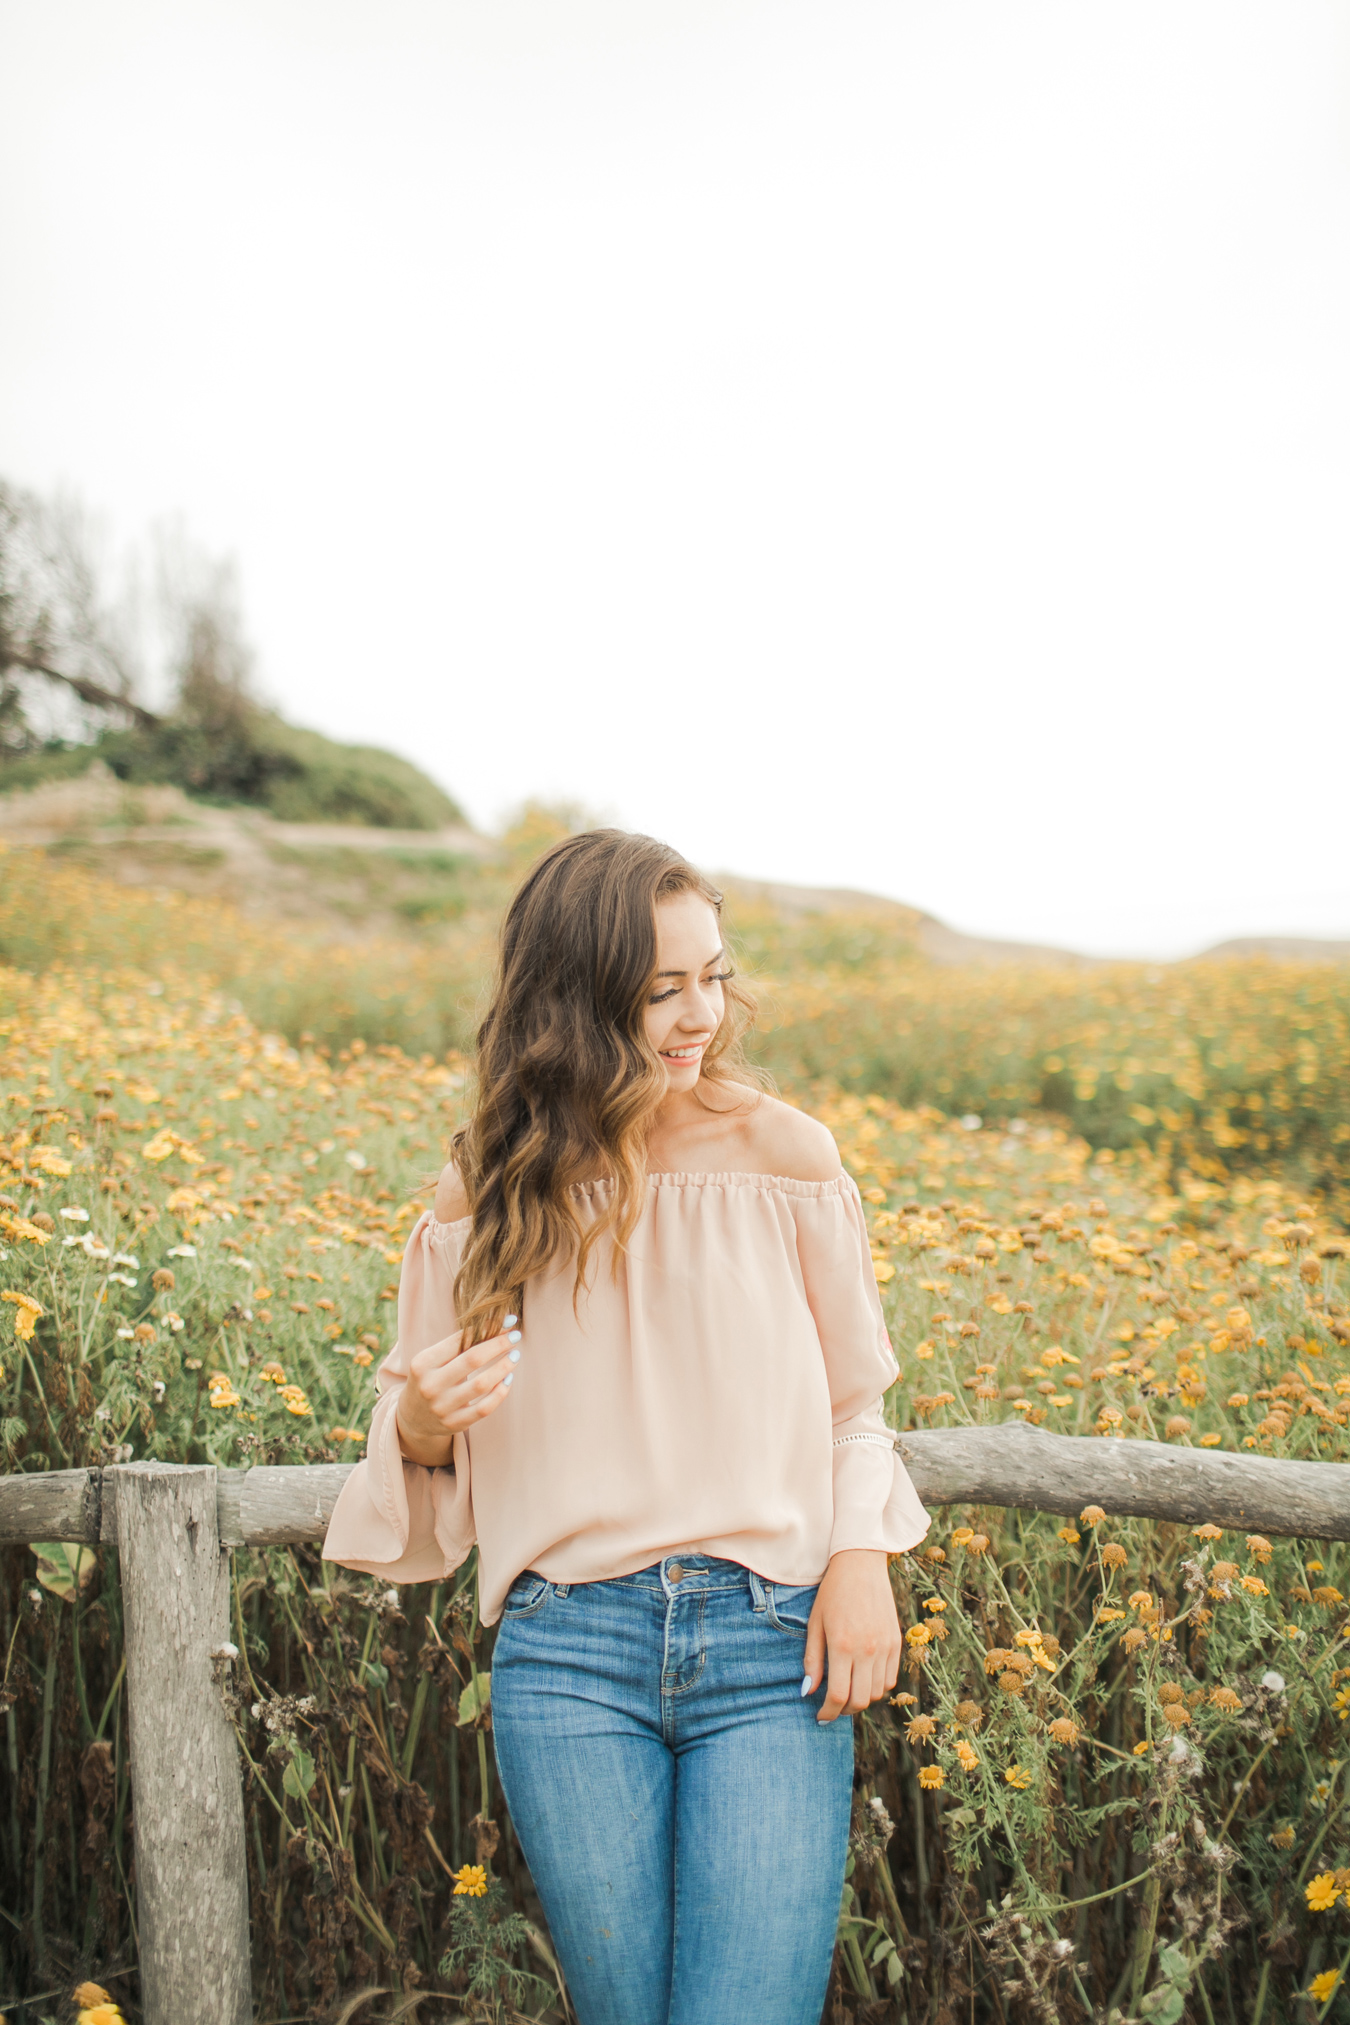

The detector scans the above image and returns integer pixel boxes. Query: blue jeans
[491,1554,853,2025]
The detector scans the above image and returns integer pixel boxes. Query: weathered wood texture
[111,1463,252,2025]
[216,1462,357,1546]
[897,1422,1350,1540]
[0,1467,98,1545]
[1,1433,1344,1546]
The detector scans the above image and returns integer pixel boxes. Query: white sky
[2,0,1349,959]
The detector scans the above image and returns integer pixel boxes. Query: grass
[1,957,1348,2020]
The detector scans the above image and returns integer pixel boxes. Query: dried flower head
[1101,1543,1128,1569]
[1080,1505,1106,1527]
[906,1714,937,1743]
[952,1699,984,1732]
[1047,1717,1080,1746]
[1246,1535,1273,1562]
[1210,1687,1242,1713]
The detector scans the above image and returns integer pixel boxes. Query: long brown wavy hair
[450,829,759,1345]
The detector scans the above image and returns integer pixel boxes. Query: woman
[323,830,929,2025]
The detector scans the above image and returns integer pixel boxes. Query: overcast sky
[2,1,1348,959]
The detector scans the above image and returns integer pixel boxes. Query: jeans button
[667,1562,686,1584]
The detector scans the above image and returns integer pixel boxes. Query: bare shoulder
[742,1093,844,1185]
[434,1162,471,1223]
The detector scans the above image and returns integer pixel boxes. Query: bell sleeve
[321,1211,476,1583]
[795,1179,931,1559]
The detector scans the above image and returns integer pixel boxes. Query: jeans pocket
[501,1572,551,1619]
[766,1582,819,1636]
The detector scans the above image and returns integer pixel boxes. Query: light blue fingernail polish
[505,1313,518,1326]
[508,1329,522,1344]
[503,1371,514,1387]
[509,1348,521,1363]
[800,1674,813,1697]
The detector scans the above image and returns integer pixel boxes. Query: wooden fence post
[110,1462,252,2025]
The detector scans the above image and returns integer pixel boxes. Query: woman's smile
[660,1040,707,1063]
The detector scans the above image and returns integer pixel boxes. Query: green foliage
[2,710,464,829]
[438,1877,554,2021]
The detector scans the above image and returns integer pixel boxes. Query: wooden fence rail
[1,1424,1345,2024]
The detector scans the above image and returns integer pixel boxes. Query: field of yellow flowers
[1,845,1349,2021]
[4,837,1350,1215]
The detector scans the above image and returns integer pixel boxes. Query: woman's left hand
[803,1549,902,1724]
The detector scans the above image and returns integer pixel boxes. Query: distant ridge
[718,877,1097,969]
[1196,935,1350,964]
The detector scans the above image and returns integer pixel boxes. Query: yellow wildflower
[1241,1575,1269,1598]
[1004,1765,1032,1790]
[1191,1523,1223,1541]
[955,1740,980,1771]
[1309,1969,1341,2003]
[917,1765,945,1789]
[1306,1872,1340,1912]
[2,1291,43,1342]
[452,1863,488,1897]
[0,1211,51,1246]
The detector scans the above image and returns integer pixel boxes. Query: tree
[0,481,154,755]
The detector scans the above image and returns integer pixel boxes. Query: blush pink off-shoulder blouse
[322,1171,930,1623]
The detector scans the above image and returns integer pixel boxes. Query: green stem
[71,1593,94,1742]
[1217,1736,1274,1842]
[1250,1959,1271,2025]
[95,1653,126,1741]
[477,1728,491,1820]
[5,1695,19,1882]
[399,1584,441,1779]
[1315,1940,1350,2020]
[362,1763,390,1887]
[1129,1868,1162,2010]
[31,1639,58,1977]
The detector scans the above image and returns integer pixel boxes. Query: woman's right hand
[393,1317,521,1465]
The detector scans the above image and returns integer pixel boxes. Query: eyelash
[649,969,733,1005]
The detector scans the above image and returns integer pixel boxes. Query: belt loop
[747,1569,767,1613]
[554,1583,570,1600]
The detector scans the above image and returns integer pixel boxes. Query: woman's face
[644,892,730,1093]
